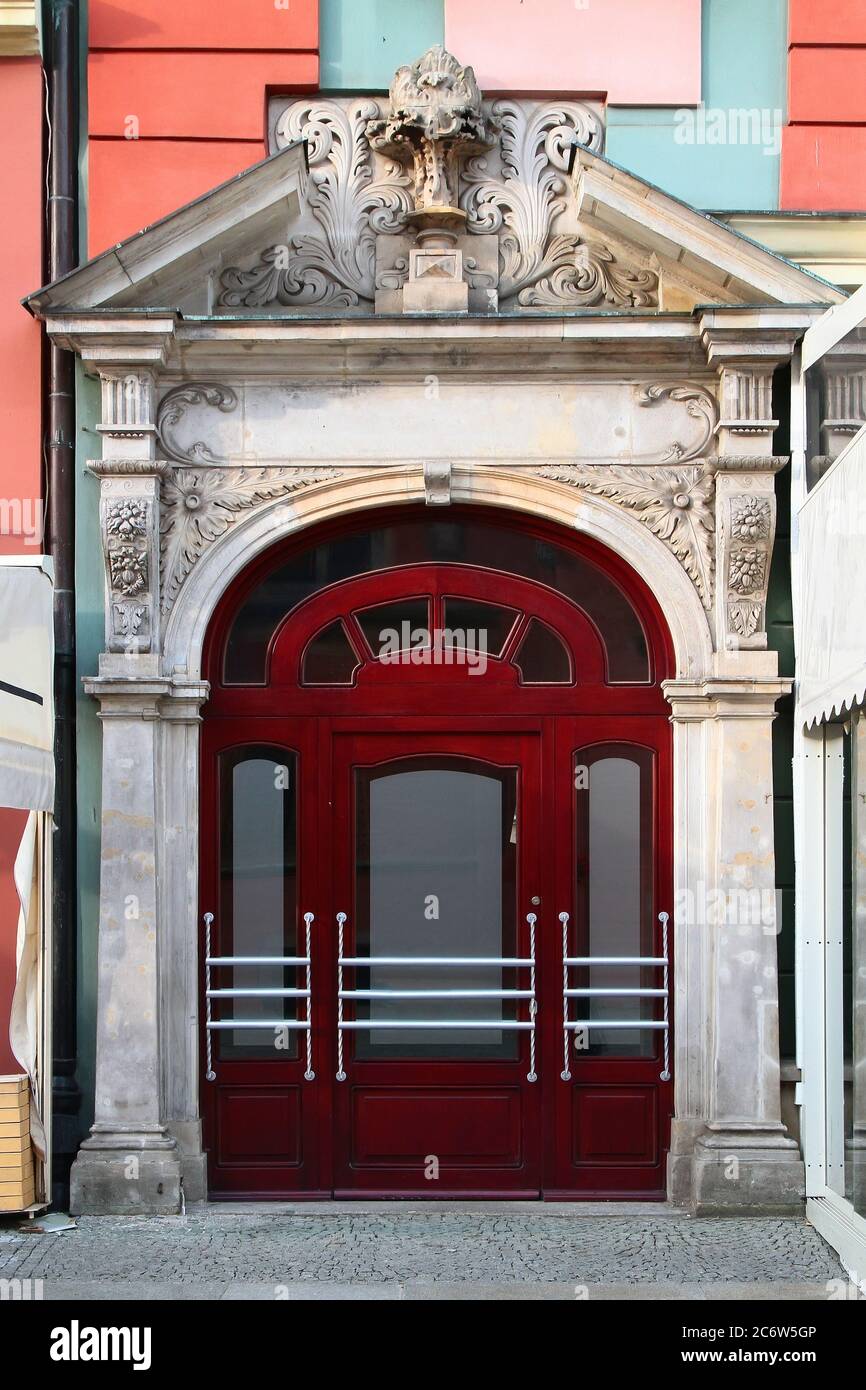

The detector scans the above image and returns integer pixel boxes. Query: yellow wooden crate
[0,1133,30,1155]
[0,1116,29,1140]
[0,1146,33,1170]
[0,1075,28,1093]
[0,1185,36,1211]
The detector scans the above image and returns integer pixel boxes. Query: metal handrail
[560,910,672,1082]
[336,913,539,1083]
[203,911,316,1082]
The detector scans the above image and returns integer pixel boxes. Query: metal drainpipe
[45,0,80,1207]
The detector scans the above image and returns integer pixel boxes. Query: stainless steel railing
[335,911,539,1082]
[203,910,315,1081]
[559,910,671,1082]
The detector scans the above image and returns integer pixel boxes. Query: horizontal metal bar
[341,989,533,1000]
[564,956,666,967]
[206,956,309,967]
[339,957,532,967]
[565,988,667,998]
[207,988,310,999]
[566,1020,668,1031]
[339,1020,535,1031]
[207,1020,310,1031]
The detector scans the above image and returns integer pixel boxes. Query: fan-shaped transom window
[300,589,574,687]
[219,511,656,687]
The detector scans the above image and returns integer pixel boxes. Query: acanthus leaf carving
[156,384,239,466]
[533,463,715,608]
[221,100,413,309]
[458,99,652,310]
[160,466,342,612]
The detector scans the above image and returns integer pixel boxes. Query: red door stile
[200,716,330,1198]
[328,727,544,1197]
[546,716,674,1198]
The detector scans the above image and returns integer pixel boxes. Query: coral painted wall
[0,58,43,557]
[87,0,319,254]
[782,0,866,210]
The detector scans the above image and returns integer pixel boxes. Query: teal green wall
[606,0,787,211]
[74,365,102,1133]
[320,0,444,90]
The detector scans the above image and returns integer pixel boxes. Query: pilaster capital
[663,676,792,721]
[84,673,209,721]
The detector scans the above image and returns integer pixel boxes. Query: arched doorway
[199,506,674,1198]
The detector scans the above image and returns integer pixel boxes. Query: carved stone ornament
[160,466,343,611]
[533,463,715,608]
[156,384,239,465]
[227,54,656,315]
[104,498,148,540]
[366,46,498,217]
[108,546,148,598]
[728,546,766,596]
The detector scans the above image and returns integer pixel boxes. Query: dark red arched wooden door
[200,508,674,1199]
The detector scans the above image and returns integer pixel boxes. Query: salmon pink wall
[444,0,701,104]
[0,59,43,556]
[782,0,866,209]
[87,0,319,255]
[0,808,27,1073]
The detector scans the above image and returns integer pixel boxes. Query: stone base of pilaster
[690,1123,805,1215]
[69,1125,182,1215]
[167,1119,208,1204]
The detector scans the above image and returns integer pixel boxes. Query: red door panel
[328,729,543,1196]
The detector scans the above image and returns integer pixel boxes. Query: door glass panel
[513,618,572,684]
[442,599,520,657]
[301,620,359,685]
[217,748,298,1058]
[354,598,431,660]
[575,748,655,1057]
[353,758,519,1059]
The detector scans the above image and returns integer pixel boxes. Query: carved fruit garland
[160,467,341,611]
[536,464,715,608]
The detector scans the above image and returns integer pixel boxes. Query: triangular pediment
[26,81,843,320]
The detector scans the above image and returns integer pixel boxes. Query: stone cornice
[663,676,793,720]
[0,2,39,56]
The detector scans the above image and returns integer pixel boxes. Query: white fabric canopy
[0,560,54,811]
[798,426,866,728]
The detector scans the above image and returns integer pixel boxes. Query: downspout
[45,0,79,1206]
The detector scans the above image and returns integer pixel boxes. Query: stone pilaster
[664,678,804,1213]
[157,679,210,1203]
[70,678,182,1215]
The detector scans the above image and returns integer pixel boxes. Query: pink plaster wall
[444,0,701,104]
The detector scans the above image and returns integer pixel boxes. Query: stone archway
[70,468,799,1214]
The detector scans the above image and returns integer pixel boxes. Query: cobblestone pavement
[0,1204,854,1301]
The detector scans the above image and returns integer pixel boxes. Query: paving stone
[0,1207,848,1296]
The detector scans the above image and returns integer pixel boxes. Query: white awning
[0,559,54,811]
[797,426,866,728]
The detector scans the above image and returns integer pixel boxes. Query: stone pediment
[27,46,843,321]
